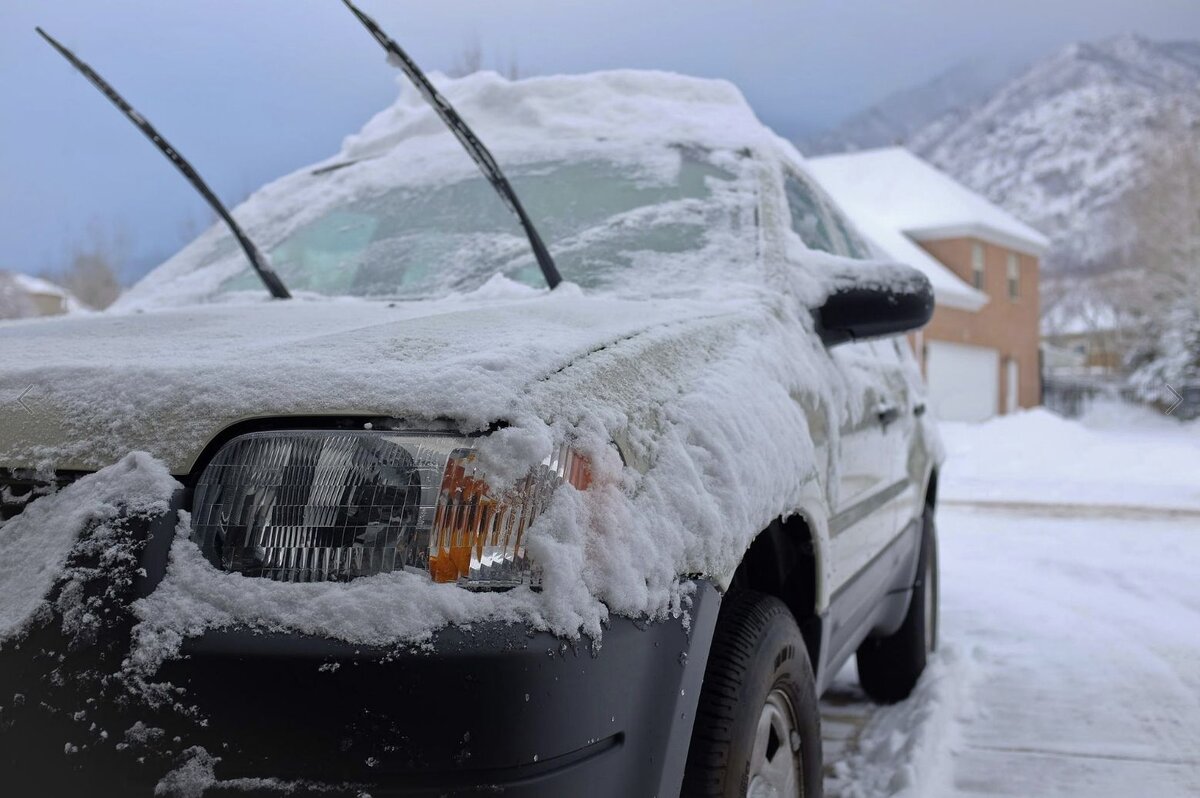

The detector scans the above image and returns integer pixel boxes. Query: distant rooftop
[10,272,70,298]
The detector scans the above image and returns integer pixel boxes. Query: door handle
[876,402,900,427]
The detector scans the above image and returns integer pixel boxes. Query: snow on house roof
[808,147,1050,253]
[11,273,69,298]
[807,147,1051,311]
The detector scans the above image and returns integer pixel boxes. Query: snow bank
[827,646,981,798]
[940,406,1200,511]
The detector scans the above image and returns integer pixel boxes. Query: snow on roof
[7,271,88,314]
[808,147,1050,254]
[807,147,1050,311]
[11,272,68,298]
[338,69,771,163]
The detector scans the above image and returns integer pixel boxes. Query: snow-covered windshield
[139,145,758,304]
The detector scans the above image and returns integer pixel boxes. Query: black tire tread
[682,590,822,797]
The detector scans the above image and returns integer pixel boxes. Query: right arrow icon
[1166,384,1184,416]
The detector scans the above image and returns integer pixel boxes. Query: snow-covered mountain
[803,59,1015,156]
[810,35,1200,272]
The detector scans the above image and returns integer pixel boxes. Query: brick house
[807,148,1050,422]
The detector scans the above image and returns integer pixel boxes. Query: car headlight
[190,430,590,589]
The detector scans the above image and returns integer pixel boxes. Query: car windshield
[150,145,758,304]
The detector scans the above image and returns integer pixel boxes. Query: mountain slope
[911,35,1200,270]
[809,35,1200,272]
[803,59,1014,156]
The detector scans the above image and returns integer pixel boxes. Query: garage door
[926,341,999,422]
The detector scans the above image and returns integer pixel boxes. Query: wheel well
[728,514,821,669]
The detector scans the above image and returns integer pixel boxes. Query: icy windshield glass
[180,146,756,301]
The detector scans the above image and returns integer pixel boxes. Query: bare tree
[46,225,128,310]
[501,52,521,81]
[448,38,484,78]
[447,39,522,80]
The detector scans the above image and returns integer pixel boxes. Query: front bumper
[0,501,720,797]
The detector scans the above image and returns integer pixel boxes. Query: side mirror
[814,265,934,347]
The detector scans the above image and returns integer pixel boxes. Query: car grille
[0,469,77,522]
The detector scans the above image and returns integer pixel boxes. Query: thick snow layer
[939,404,1200,511]
[0,453,178,642]
[0,290,743,473]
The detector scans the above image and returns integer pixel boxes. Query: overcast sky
[4,0,1200,281]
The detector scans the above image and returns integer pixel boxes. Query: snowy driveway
[822,407,1200,797]
[824,504,1200,797]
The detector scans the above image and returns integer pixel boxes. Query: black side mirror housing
[814,264,934,347]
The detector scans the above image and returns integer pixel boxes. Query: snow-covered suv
[0,36,940,798]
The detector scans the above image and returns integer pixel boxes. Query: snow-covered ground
[940,402,1200,512]
[822,405,1200,797]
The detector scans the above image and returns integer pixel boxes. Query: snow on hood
[0,285,746,473]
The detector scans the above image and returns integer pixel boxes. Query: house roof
[11,273,69,298]
[806,147,1051,312]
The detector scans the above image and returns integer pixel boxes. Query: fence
[1042,375,1200,420]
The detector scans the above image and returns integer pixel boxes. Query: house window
[971,243,985,289]
[1007,253,1020,300]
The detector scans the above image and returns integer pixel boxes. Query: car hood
[0,291,747,474]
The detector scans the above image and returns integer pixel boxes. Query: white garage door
[926,341,999,422]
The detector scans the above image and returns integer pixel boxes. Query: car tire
[681,590,823,798]
[856,506,939,704]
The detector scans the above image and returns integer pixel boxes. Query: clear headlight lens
[191,430,589,588]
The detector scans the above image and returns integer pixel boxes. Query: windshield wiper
[340,0,563,290]
[35,28,291,300]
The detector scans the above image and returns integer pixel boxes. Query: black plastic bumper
[1,513,721,798]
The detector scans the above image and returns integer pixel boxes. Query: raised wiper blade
[340,0,563,290]
[35,27,291,300]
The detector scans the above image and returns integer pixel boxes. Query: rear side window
[784,172,836,254]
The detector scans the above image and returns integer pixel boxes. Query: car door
[864,336,921,546]
[827,340,901,585]
[780,168,901,588]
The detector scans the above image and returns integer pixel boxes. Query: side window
[784,172,837,255]
[828,207,872,260]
